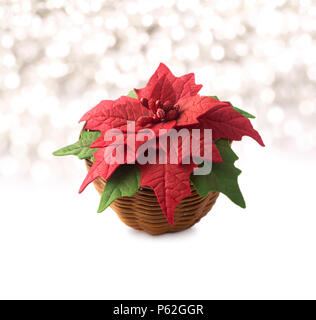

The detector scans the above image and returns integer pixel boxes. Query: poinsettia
[53,63,264,226]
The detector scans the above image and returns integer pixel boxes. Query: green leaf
[210,96,255,119]
[53,131,101,160]
[98,164,141,213]
[90,156,96,163]
[127,90,137,99]
[231,106,256,119]
[191,139,246,208]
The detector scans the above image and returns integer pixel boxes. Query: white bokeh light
[0,0,315,182]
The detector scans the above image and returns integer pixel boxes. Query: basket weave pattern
[85,159,219,235]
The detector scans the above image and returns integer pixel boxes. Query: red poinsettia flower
[79,63,264,225]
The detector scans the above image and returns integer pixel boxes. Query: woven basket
[85,159,220,235]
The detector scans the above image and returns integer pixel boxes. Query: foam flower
[55,63,264,225]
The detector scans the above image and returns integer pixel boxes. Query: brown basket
[85,159,220,235]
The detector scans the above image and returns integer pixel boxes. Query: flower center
[140,98,179,123]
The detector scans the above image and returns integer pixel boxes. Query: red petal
[90,131,122,149]
[79,96,153,132]
[139,162,195,225]
[79,148,121,193]
[158,129,222,164]
[90,120,176,149]
[134,63,202,106]
[176,95,230,127]
[198,103,265,146]
[177,131,222,163]
[81,120,178,193]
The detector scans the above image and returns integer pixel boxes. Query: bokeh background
[1,0,316,299]
[1,0,316,181]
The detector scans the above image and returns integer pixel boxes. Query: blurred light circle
[186,44,199,61]
[171,26,185,41]
[235,42,248,56]
[211,45,225,60]
[48,62,69,78]
[199,31,213,45]
[0,114,11,133]
[184,17,196,29]
[10,96,26,114]
[299,100,315,116]
[141,15,153,27]
[46,42,70,58]
[260,88,275,103]
[1,34,14,48]
[95,71,106,85]
[267,106,285,124]
[9,142,28,158]
[307,65,316,81]
[284,119,302,136]
[4,73,20,89]
[2,53,16,67]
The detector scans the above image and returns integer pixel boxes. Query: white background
[1,142,315,300]
[1,0,316,300]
